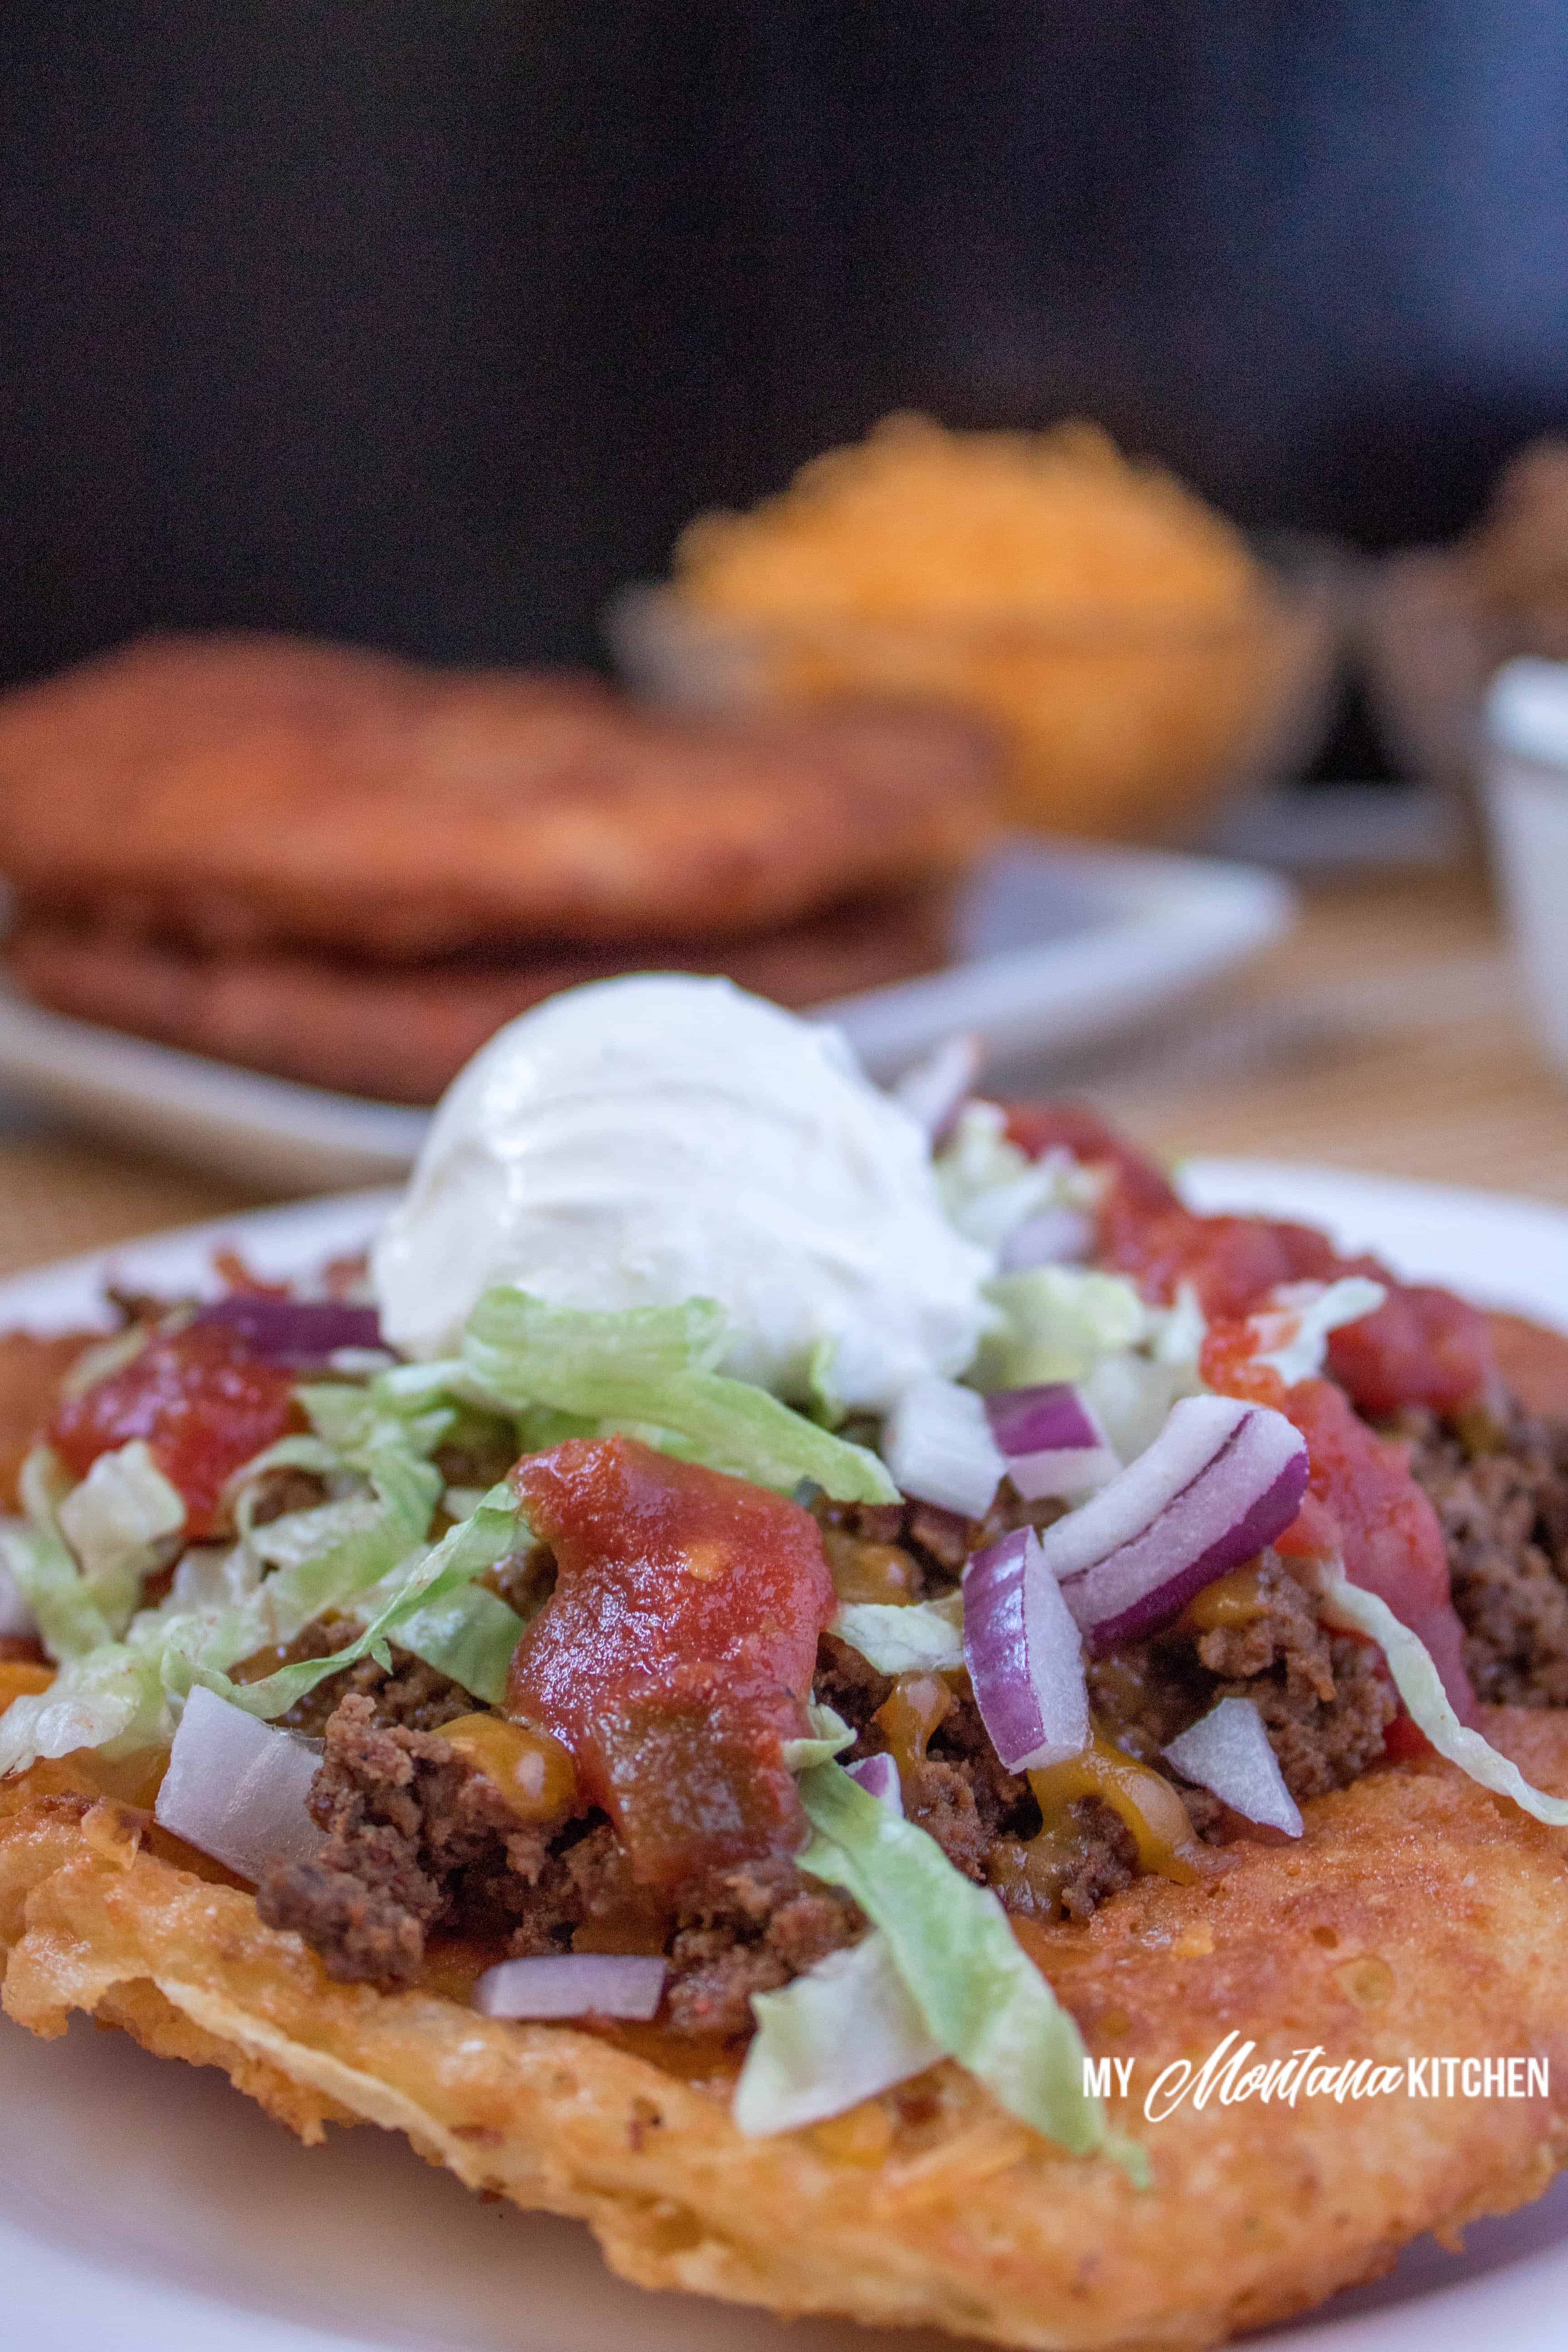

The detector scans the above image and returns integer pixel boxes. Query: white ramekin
[1485,659,1568,1080]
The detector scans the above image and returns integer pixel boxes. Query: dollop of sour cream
[372,974,992,1411]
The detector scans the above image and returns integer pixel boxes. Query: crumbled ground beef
[260,1654,864,2022]
[1084,1553,1396,1805]
[810,1481,1067,1608]
[990,1798,1139,1926]
[664,1860,864,2037]
[254,1472,1421,1994]
[246,1465,332,1527]
[278,1641,476,1738]
[256,1692,553,1982]
[431,1409,527,1493]
[818,1542,1394,1934]
[1398,1400,1568,1704]
[1225,1637,1396,1798]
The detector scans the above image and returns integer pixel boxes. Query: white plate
[4,1160,1568,2352]
[0,843,1290,1192]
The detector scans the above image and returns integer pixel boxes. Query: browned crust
[2,889,956,1107]
[5,1715,1568,2348]
[0,634,996,957]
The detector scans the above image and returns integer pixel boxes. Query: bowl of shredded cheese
[610,416,1338,843]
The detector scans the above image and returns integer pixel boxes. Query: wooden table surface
[0,864,1561,1284]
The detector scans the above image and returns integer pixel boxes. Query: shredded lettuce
[237,1447,441,1645]
[734,1929,943,2133]
[459,1289,896,1503]
[781,1700,854,1772]
[54,1440,185,1631]
[4,1450,119,1661]
[1320,1566,1568,1828]
[190,1478,516,1722]
[804,1338,844,1430]
[935,1102,1089,1251]
[392,1583,527,1706]
[293,1375,455,1463]
[1077,1352,1198,1466]
[0,1642,165,1772]
[797,1759,1142,2177]
[833,1592,964,1675]
[0,1437,470,1775]
[972,1267,1148,1390]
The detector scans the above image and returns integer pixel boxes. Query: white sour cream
[371,974,992,1410]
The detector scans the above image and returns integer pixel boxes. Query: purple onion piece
[961,1526,1090,1773]
[473,1953,667,2021]
[984,1382,1119,1501]
[1043,1396,1309,1654]
[1162,1697,1303,1836]
[997,1207,1094,1272]
[191,1294,385,1364]
[847,1752,904,1815]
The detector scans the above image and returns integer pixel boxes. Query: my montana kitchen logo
[1086,2031,1551,2123]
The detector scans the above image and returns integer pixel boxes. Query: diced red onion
[984,1382,1119,1500]
[1040,1395,1308,1652]
[891,1033,981,1143]
[961,1526,1090,1772]
[882,1378,1004,1519]
[190,1296,385,1364]
[1162,1697,1303,1837]
[473,1954,667,2021]
[997,1207,1094,1272]
[847,1752,904,1814]
[154,1685,324,1883]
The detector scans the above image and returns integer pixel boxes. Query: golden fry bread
[0,635,996,957]
[5,1716,1568,2350]
[3,889,954,1105]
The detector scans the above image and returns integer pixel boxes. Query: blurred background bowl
[608,536,1341,847]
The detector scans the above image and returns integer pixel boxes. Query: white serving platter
[2,1161,1568,2351]
[0,841,1290,1192]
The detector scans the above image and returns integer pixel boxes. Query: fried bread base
[0,635,996,957]
[5,1714,1568,2349]
[3,886,955,1107]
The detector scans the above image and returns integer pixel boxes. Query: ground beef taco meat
[213,1108,1568,2029]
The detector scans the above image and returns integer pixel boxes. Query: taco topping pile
[2,974,1565,2167]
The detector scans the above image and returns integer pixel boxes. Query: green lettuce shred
[780,1700,854,1773]
[797,1760,1145,2179]
[734,1929,942,2134]
[0,1444,521,1775]
[392,1583,527,1707]
[972,1267,1148,1390]
[1321,1566,1568,1828]
[833,1592,964,1675]
[293,1374,456,1463]
[459,1289,896,1503]
[5,1448,121,1661]
[188,1480,518,1721]
[54,1439,186,1633]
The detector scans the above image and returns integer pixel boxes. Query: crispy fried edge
[5,1724,1568,2350]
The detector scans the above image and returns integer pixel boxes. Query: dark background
[2,1,1565,685]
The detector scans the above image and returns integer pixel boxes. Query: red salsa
[1004,1101,1497,1415]
[1008,1103,1483,1725]
[49,1322,299,1539]
[506,1436,836,1892]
